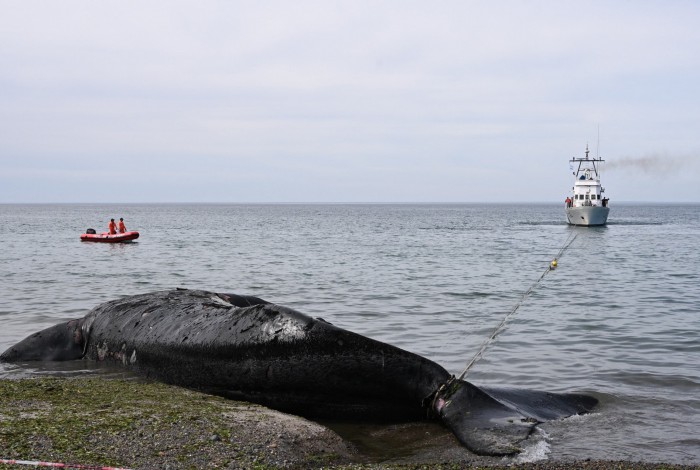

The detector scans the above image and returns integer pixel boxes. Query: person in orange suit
[118,218,127,234]
[108,218,117,235]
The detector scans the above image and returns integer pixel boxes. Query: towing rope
[456,232,578,380]
[0,459,131,470]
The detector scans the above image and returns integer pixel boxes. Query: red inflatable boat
[80,231,140,243]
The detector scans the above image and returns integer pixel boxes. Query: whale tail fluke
[480,385,599,422]
[432,378,598,456]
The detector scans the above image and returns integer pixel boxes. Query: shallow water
[1,203,698,464]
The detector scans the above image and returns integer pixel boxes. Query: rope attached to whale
[456,232,579,380]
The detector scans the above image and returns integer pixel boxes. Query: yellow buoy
[550,259,558,269]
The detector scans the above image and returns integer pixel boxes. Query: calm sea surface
[1,203,699,464]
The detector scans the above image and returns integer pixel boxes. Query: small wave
[515,427,550,463]
[518,221,568,226]
[443,291,494,299]
[419,225,467,231]
[607,221,664,226]
[597,370,700,390]
[668,272,698,279]
[418,225,493,232]
[563,411,600,423]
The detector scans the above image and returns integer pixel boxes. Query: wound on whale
[0,288,598,456]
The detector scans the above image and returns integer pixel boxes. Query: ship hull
[565,206,609,226]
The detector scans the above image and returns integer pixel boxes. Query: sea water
[0,203,698,464]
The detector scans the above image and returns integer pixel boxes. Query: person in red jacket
[118,218,127,234]
[108,219,117,235]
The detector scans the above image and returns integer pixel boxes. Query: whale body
[0,288,597,456]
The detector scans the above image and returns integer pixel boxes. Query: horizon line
[1,200,699,205]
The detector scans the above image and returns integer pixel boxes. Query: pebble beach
[1,377,696,470]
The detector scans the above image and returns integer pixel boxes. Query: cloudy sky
[1,1,698,203]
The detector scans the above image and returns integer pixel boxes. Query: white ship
[565,145,609,226]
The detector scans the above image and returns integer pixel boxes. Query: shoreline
[0,377,696,469]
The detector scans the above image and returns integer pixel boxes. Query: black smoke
[605,153,694,176]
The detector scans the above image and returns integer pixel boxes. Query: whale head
[0,319,86,362]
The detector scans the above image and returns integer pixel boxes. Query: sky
[1,1,699,203]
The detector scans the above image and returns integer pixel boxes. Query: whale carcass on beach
[0,288,598,456]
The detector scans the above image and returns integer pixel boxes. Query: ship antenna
[597,124,600,159]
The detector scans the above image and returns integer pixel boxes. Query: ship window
[591,194,597,200]
[585,194,590,199]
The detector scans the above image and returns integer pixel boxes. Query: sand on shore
[0,377,695,470]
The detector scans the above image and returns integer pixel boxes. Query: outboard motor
[86,228,96,234]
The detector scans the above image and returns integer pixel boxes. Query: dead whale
[0,288,597,456]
